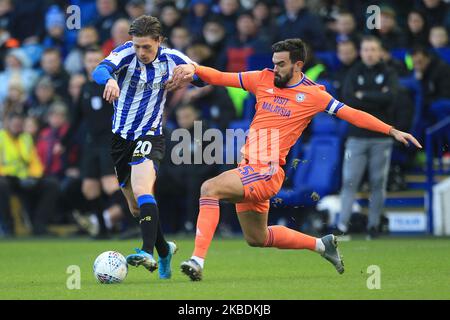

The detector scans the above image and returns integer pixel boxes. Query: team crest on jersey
[296,93,305,102]
[155,62,168,76]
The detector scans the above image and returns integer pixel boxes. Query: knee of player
[200,179,220,198]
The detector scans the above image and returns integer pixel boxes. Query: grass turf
[0,237,449,300]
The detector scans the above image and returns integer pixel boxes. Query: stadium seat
[434,47,450,65]
[315,51,340,72]
[242,94,256,120]
[223,119,251,164]
[274,135,342,207]
[312,112,339,135]
[274,114,343,207]
[315,79,337,99]
[246,53,273,71]
[399,76,424,138]
[391,48,408,61]
[430,99,450,141]
[282,138,305,188]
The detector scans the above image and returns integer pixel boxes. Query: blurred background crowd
[0,0,449,239]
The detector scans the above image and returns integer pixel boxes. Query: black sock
[155,220,169,258]
[87,197,107,234]
[109,189,126,208]
[138,195,159,255]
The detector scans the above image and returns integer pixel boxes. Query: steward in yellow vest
[0,113,58,236]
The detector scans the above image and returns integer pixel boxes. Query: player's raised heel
[158,241,178,279]
[320,234,345,274]
[180,259,203,281]
[126,248,158,273]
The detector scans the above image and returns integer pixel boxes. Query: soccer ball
[93,251,128,284]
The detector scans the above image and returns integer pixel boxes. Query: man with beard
[168,38,422,281]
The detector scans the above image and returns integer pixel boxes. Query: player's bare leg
[181,170,244,281]
[121,182,139,217]
[124,160,177,278]
[181,168,344,281]
[237,211,344,274]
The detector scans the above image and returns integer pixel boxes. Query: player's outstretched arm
[336,105,422,148]
[170,64,242,89]
[92,64,120,103]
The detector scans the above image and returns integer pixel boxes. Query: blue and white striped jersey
[99,41,195,140]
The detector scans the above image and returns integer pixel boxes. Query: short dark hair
[83,46,104,60]
[360,35,382,47]
[271,38,307,63]
[6,112,24,121]
[43,47,61,57]
[84,45,103,54]
[411,46,431,57]
[129,15,162,39]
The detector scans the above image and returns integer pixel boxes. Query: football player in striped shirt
[92,15,202,279]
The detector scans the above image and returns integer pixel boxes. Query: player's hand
[104,78,120,103]
[166,64,196,91]
[165,74,194,92]
[389,128,422,148]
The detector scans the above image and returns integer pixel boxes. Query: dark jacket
[276,8,327,51]
[419,56,450,108]
[332,58,360,100]
[342,61,398,138]
[62,81,113,148]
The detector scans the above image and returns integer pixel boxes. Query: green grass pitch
[0,237,449,299]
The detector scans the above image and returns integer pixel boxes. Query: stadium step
[356,190,425,208]
[405,174,449,190]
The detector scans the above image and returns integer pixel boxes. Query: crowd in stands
[0,0,450,237]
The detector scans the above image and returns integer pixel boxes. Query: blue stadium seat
[312,112,339,135]
[282,138,305,187]
[315,79,337,99]
[273,135,342,207]
[434,47,450,65]
[315,51,340,72]
[246,53,273,71]
[399,76,423,138]
[391,48,408,61]
[228,119,251,131]
[273,113,343,207]
[223,119,251,164]
[242,94,256,120]
[430,99,450,141]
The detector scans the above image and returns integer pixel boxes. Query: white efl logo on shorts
[296,93,305,102]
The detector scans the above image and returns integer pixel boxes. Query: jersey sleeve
[164,48,195,66]
[239,71,263,94]
[100,41,135,73]
[314,87,345,115]
[336,105,392,135]
[163,48,206,86]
